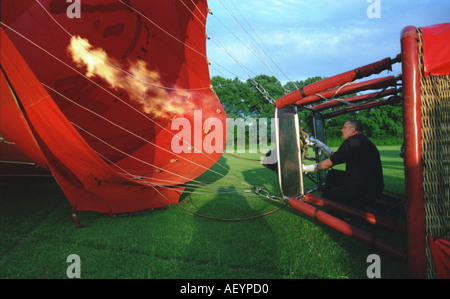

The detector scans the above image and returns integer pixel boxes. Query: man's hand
[302,163,318,173]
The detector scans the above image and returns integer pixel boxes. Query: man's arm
[317,158,333,170]
[303,158,334,173]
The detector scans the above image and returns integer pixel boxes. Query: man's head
[341,119,363,140]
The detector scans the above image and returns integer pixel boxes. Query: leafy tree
[211,74,403,145]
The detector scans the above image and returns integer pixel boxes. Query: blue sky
[205,0,450,83]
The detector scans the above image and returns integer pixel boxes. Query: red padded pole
[288,197,406,260]
[275,56,399,109]
[323,95,402,119]
[401,26,427,278]
[312,87,399,112]
[294,76,399,107]
[304,193,406,233]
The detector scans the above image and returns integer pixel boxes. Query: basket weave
[418,28,450,279]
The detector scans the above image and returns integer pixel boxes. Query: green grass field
[0,145,408,279]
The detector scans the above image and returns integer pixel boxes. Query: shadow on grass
[182,184,281,278]
[178,155,231,203]
[176,155,282,278]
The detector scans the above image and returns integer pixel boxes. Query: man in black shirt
[303,119,384,207]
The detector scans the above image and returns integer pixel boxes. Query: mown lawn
[0,145,408,279]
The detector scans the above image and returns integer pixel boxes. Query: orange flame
[68,35,189,118]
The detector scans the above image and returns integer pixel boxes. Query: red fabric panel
[1,0,226,212]
[421,23,450,78]
[1,0,225,182]
[0,71,48,167]
[1,27,183,213]
[0,71,51,182]
[429,237,450,279]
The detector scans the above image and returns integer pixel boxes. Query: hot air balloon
[0,0,227,217]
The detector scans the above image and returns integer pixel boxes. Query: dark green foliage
[212,75,403,145]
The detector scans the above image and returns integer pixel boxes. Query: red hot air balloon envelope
[0,0,227,215]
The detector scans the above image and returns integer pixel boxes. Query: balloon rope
[1,16,243,182]
[3,5,274,177]
[1,33,282,221]
[75,123,267,200]
[34,0,211,92]
[214,0,288,95]
[1,23,262,193]
[143,177,288,222]
[223,0,298,90]
[94,151,260,198]
[1,11,283,200]
[120,0,251,85]
[41,83,237,182]
[184,0,295,97]
[71,121,269,200]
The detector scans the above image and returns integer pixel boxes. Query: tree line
[211,75,404,145]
